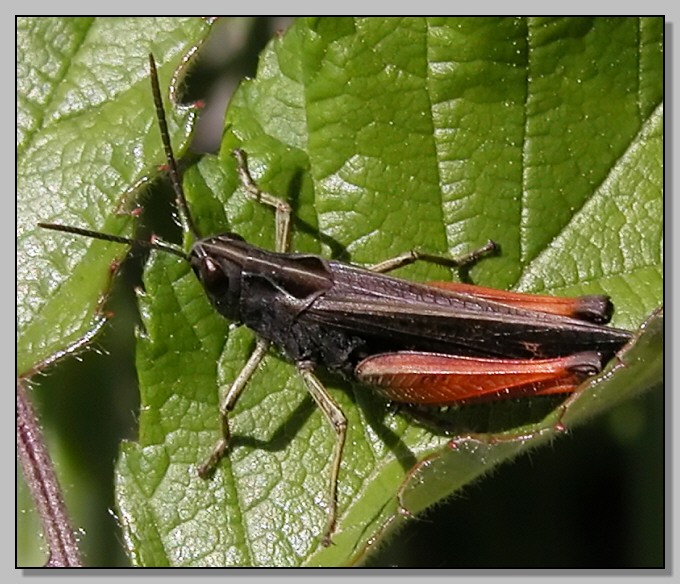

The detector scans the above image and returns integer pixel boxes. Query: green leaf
[16,17,213,566]
[114,18,662,566]
[17,17,211,375]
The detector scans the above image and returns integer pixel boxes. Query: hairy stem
[16,379,82,567]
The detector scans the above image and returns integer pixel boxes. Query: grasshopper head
[189,234,248,323]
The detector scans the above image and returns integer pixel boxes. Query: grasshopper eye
[190,252,243,322]
[201,256,230,296]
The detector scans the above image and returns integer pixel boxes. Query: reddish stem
[16,380,83,567]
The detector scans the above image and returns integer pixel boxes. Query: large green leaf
[16,17,213,566]
[17,17,211,373]
[113,18,662,566]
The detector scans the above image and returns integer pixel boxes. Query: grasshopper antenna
[37,222,189,261]
[148,53,200,242]
[38,57,198,263]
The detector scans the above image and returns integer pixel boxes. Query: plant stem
[16,379,83,567]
